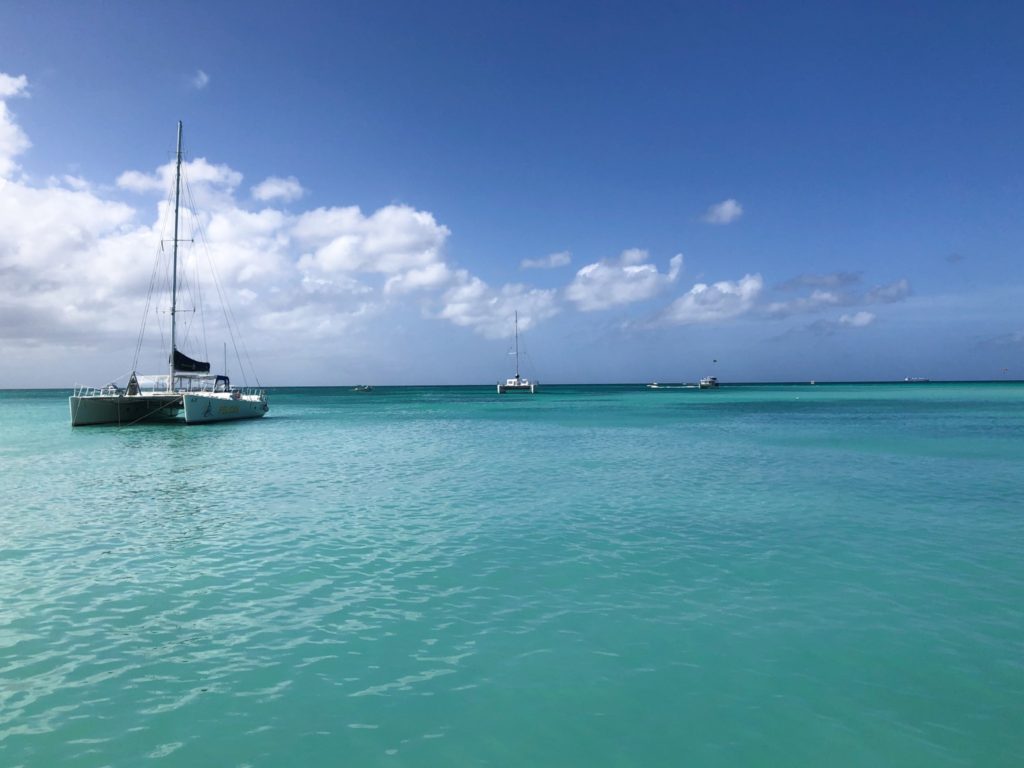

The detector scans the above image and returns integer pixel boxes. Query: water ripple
[0,385,1022,765]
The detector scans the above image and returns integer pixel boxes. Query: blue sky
[1,1,1022,385]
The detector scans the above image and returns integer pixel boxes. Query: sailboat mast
[169,120,183,389]
[514,311,520,379]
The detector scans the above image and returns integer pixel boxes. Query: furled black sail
[172,349,211,373]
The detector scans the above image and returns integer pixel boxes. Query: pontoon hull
[497,383,536,393]
[69,395,182,426]
[182,393,269,423]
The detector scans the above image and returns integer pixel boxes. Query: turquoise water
[1,383,1021,766]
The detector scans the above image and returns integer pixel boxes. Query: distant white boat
[69,122,268,426]
[699,376,719,389]
[497,311,536,394]
[646,382,697,390]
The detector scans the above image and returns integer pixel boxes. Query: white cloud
[839,311,876,327]
[865,278,910,304]
[438,272,559,338]
[0,159,459,357]
[192,70,210,90]
[0,74,30,178]
[62,175,91,192]
[766,275,910,318]
[0,179,155,344]
[660,274,763,325]
[766,289,842,317]
[702,198,743,225]
[0,73,28,99]
[566,249,683,311]
[117,157,243,194]
[201,206,293,286]
[0,72,720,385]
[115,169,162,193]
[252,175,305,203]
[777,272,861,291]
[521,250,571,269]
[385,262,453,294]
[253,301,381,340]
[295,204,450,275]
[1,72,573,381]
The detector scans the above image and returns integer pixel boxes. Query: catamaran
[69,122,268,426]
[497,311,536,394]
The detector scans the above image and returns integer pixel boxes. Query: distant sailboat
[497,311,536,394]
[69,122,269,426]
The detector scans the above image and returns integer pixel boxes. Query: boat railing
[73,382,266,399]
[72,384,121,398]
[230,387,267,400]
[72,383,182,398]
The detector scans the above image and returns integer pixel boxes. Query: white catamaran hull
[182,393,269,424]
[497,383,536,393]
[69,394,182,427]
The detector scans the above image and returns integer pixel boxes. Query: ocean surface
[0,383,1021,767]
